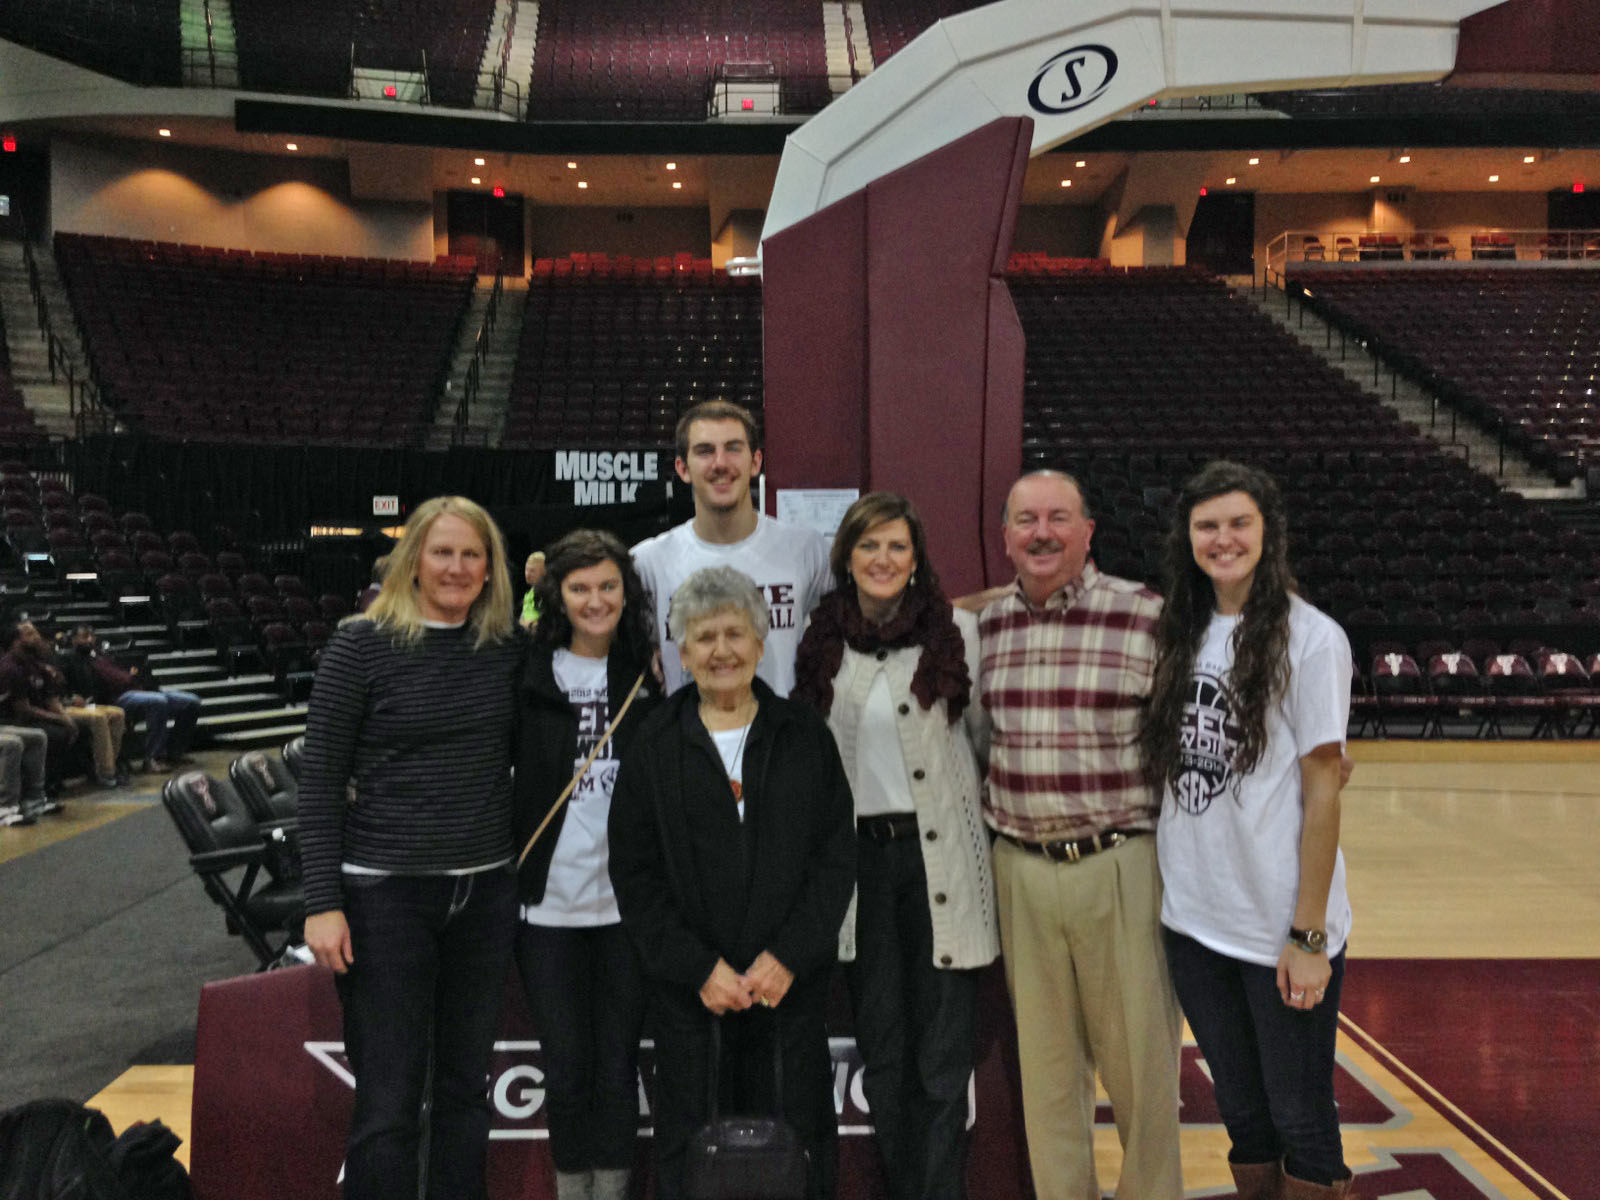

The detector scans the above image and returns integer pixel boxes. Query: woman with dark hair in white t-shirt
[513,529,661,1200]
[1138,461,1355,1200]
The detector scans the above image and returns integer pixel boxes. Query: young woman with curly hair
[1138,461,1356,1200]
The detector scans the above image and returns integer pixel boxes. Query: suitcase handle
[706,1009,785,1121]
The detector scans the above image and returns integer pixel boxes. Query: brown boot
[1230,1159,1284,1200]
[1282,1170,1355,1199]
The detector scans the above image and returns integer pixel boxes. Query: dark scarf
[793,583,970,724]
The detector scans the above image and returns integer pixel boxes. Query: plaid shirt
[978,563,1162,841]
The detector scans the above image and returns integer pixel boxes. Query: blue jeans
[115,689,201,760]
[336,867,519,1200]
[515,922,645,1172]
[846,828,978,1200]
[1163,928,1349,1186]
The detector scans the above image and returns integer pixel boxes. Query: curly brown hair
[1138,461,1296,793]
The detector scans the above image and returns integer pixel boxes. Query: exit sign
[373,495,399,517]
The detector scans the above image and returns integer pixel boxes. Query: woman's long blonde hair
[365,496,515,648]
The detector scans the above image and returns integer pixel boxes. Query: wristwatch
[1288,926,1328,954]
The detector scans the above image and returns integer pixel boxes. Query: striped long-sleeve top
[977,563,1163,842]
[298,618,523,916]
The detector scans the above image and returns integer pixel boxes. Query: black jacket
[513,641,660,903]
[607,677,856,995]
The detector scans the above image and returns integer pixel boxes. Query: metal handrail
[838,1,861,83]
[19,233,116,437]
[452,271,505,448]
[1265,226,1600,287]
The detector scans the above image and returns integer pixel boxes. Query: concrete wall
[51,138,433,258]
[528,206,710,259]
[1010,205,1101,257]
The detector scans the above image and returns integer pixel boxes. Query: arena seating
[526,0,830,120]
[232,0,493,105]
[0,0,181,86]
[1293,269,1600,485]
[232,0,352,96]
[1253,83,1600,120]
[55,235,475,447]
[501,253,763,449]
[859,0,990,64]
[1007,264,1600,683]
[1,461,342,696]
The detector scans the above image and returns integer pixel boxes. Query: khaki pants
[993,834,1183,1200]
[65,704,125,781]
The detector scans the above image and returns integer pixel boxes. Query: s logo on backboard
[1027,44,1118,115]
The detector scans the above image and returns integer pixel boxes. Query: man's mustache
[1025,538,1063,555]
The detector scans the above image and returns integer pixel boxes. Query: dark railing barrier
[452,271,505,448]
[19,234,116,439]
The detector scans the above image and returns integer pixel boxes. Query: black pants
[648,979,836,1200]
[515,921,645,1172]
[846,830,978,1200]
[335,867,518,1200]
[1164,928,1349,1186]
[15,717,74,788]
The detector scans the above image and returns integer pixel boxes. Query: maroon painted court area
[1340,959,1600,1200]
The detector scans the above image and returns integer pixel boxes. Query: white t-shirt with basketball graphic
[1157,595,1353,967]
[521,650,621,927]
[632,513,832,697]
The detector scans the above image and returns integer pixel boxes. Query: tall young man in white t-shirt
[633,401,831,696]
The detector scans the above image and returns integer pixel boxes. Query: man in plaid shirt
[978,471,1182,1200]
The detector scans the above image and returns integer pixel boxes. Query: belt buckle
[1044,839,1080,864]
[1103,831,1126,851]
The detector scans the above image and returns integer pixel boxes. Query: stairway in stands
[4,569,307,751]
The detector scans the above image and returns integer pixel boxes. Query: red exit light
[1,136,16,154]
[742,98,754,111]
[1575,181,1586,194]
[492,185,505,198]
[1199,187,1208,196]
[383,84,397,98]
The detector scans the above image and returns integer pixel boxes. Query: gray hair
[667,566,770,643]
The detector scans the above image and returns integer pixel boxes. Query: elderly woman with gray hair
[608,565,856,1200]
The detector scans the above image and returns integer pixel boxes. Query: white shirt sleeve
[1287,613,1353,758]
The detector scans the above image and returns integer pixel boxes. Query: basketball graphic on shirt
[1173,672,1240,814]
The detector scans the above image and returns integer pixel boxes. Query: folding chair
[161,771,304,970]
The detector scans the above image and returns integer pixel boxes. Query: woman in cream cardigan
[794,491,999,1200]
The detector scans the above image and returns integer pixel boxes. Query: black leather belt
[857,813,919,844]
[996,827,1148,864]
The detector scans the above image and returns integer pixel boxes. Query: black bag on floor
[0,1098,127,1199]
[0,1100,192,1200]
[109,1120,192,1200]
[683,1014,808,1200]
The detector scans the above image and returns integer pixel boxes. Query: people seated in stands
[47,629,129,788]
[792,492,998,1200]
[1139,461,1356,1200]
[0,722,51,826]
[0,620,118,792]
[64,626,201,772]
[608,566,855,1200]
[513,530,659,1200]
[520,550,546,630]
[355,554,389,614]
[299,496,523,1200]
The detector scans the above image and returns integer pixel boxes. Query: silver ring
[1290,991,1305,1001]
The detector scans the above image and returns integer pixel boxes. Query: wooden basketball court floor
[22,742,1600,1199]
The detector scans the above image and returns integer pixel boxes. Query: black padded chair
[230,749,301,883]
[229,749,298,824]
[162,770,303,969]
[281,735,305,781]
